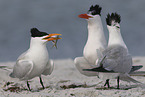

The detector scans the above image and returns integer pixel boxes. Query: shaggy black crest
[106,13,121,26]
[88,4,102,16]
[31,28,48,37]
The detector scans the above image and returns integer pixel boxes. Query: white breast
[83,16,107,64]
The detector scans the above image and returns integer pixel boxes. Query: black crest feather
[88,4,102,16]
[31,28,48,37]
[106,13,121,26]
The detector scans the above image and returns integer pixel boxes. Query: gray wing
[10,60,33,79]
[42,59,54,75]
[74,57,99,76]
[101,45,132,73]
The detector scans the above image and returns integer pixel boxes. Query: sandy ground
[0,57,145,97]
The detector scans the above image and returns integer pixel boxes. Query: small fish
[51,35,61,49]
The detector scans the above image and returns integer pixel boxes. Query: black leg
[39,77,45,89]
[117,76,120,89]
[104,79,110,88]
[27,81,31,91]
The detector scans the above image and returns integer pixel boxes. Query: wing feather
[74,57,99,76]
[10,60,33,80]
[42,60,54,75]
[100,45,132,73]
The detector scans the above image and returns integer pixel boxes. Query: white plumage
[84,13,142,88]
[74,5,107,76]
[10,28,61,91]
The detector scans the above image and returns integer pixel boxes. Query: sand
[0,57,145,97]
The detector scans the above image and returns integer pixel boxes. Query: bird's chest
[83,40,104,64]
[83,44,98,65]
[29,50,49,70]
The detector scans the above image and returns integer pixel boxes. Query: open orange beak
[43,33,62,41]
[78,14,93,19]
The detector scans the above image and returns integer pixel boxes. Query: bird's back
[102,45,132,73]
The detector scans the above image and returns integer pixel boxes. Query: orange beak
[78,14,93,19]
[43,33,62,41]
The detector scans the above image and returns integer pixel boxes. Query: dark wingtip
[9,73,15,78]
[88,4,102,16]
[106,12,121,26]
[130,65,143,73]
[83,67,114,73]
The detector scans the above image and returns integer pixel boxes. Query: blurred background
[0,0,145,62]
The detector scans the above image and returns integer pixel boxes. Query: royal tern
[10,28,61,91]
[84,13,142,89]
[74,4,107,76]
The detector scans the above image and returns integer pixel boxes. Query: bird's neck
[83,16,107,64]
[86,16,106,47]
[28,38,49,63]
[107,26,127,49]
[29,38,47,52]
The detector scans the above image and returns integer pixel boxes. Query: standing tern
[74,4,107,76]
[84,13,142,89]
[10,28,61,91]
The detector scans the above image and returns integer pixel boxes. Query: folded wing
[10,60,33,80]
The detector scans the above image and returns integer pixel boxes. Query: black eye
[91,11,96,15]
[88,10,96,15]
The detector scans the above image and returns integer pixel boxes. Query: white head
[106,13,121,32]
[78,4,102,23]
[106,13,127,49]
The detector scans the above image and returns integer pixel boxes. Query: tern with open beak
[74,4,107,76]
[84,13,143,89]
[10,28,61,91]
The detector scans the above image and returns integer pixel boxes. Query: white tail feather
[129,71,145,76]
